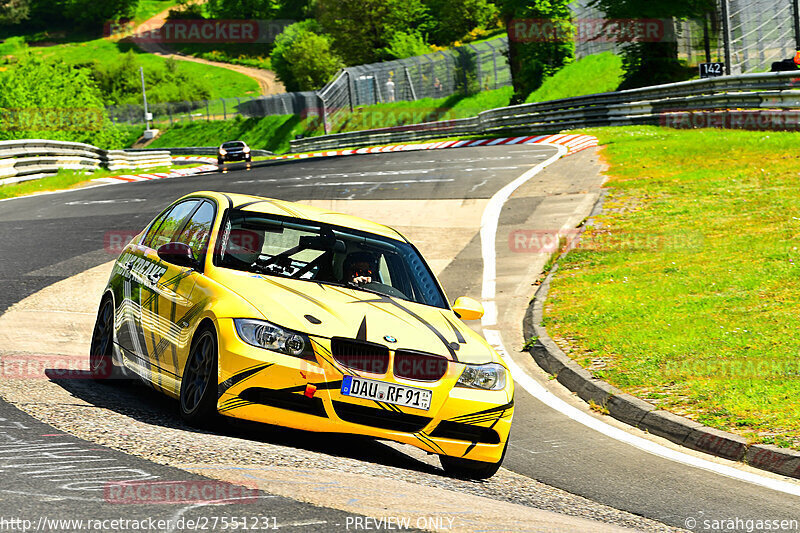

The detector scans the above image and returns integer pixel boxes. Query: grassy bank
[140,52,621,152]
[545,127,800,449]
[526,52,623,103]
[33,39,259,100]
[0,164,181,200]
[148,115,303,154]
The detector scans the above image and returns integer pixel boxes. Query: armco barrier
[0,140,171,186]
[291,71,800,153]
[126,147,273,158]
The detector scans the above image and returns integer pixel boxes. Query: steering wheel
[361,281,407,299]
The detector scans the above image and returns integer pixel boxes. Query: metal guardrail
[128,147,273,158]
[290,71,800,153]
[0,140,171,186]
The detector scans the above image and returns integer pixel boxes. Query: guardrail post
[222,99,227,120]
[721,0,733,75]
[320,94,330,135]
[346,70,354,112]
[404,67,417,101]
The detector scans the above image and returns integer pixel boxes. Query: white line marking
[282,179,454,188]
[479,144,800,497]
[65,199,147,206]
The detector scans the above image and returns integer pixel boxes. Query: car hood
[215,269,497,365]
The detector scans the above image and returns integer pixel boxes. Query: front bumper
[215,319,514,464]
[219,152,250,162]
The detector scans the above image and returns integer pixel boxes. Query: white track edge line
[479,143,800,497]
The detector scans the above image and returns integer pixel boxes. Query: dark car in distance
[217,141,252,166]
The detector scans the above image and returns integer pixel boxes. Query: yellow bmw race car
[90,191,514,479]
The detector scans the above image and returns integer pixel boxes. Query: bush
[382,31,431,60]
[86,51,213,105]
[270,20,344,91]
[0,54,124,147]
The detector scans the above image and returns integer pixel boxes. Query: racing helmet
[343,251,378,280]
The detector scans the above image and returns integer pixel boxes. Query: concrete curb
[522,210,800,481]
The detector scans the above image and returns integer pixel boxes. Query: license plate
[341,375,432,411]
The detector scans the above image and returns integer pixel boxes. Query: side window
[147,200,200,250]
[143,207,174,248]
[176,201,215,260]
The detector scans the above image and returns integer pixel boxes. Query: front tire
[439,439,508,480]
[179,327,219,426]
[89,297,117,382]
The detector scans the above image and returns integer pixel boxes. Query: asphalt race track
[1,145,799,532]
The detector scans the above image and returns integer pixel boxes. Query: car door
[122,199,199,385]
[141,200,216,395]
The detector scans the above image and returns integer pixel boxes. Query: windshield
[215,210,448,309]
[222,142,245,149]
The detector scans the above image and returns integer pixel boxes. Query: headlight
[243,146,250,153]
[234,319,315,361]
[219,149,227,156]
[456,363,507,390]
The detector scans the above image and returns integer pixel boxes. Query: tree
[0,54,124,147]
[0,0,30,25]
[316,0,433,65]
[424,0,498,45]
[25,0,138,29]
[495,0,574,103]
[206,0,279,19]
[590,0,715,88]
[270,20,344,91]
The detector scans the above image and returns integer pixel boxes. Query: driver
[342,251,378,286]
[225,228,264,268]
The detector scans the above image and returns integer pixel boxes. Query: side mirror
[157,242,197,269]
[452,296,484,321]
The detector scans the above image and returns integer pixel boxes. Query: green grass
[149,115,303,154]
[544,126,800,449]
[0,163,182,200]
[526,52,624,103]
[32,38,259,100]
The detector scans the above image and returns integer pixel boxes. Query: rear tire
[439,439,508,480]
[89,297,118,383]
[179,327,219,426]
